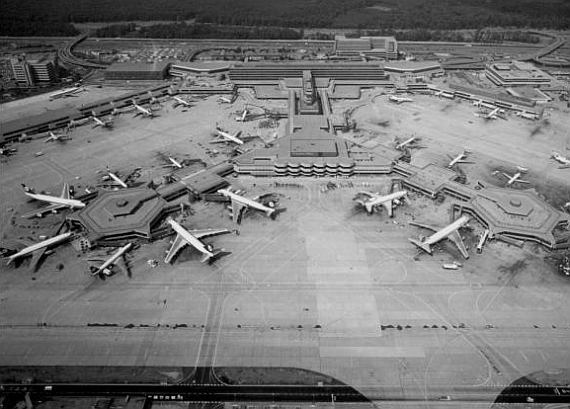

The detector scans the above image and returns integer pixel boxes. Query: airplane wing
[29,247,48,273]
[20,204,65,219]
[165,234,188,264]
[516,179,530,184]
[501,172,511,179]
[230,200,248,224]
[447,230,469,259]
[190,228,230,240]
[408,221,438,233]
[382,200,394,217]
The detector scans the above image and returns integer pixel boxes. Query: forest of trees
[95,23,303,40]
[1,0,568,37]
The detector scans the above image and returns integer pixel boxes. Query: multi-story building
[334,36,398,60]
[485,61,551,87]
[10,55,58,86]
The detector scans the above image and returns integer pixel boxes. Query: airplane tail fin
[21,183,35,194]
[408,238,432,254]
[364,203,374,214]
[267,209,277,220]
[201,249,222,264]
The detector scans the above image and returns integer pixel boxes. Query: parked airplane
[433,90,454,99]
[394,135,421,151]
[21,182,85,218]
[91,111,114,129]
[235,104,250,122]
[131,99,156,118]
[0,146,17,156]
[102,172,128,188]
[45,131,71,143]
[88,243,132,277]
[515,111,539,121]
[211,126,245,145]
[219,96,234,104]
[498,169,530,186]
[164,219,230,264]
[409,215,470,259]
[49,86,83,101]
[551,150,570,169]
[472,100,496,110]
[475,107,502,120]
[447,150,472,168]
[4,231,72,266]
[389,95,413,104]
[354,190,408,217]
[217,188,277,224]
[165,157,184,169]
[172,95,193,109]
[147,91,162,106]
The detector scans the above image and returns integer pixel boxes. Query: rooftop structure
[234,126,396,177]
[395,161,570,250]
[485,61,551,87]
[334,36,398,60]
[229,62,389,87]
[169,61,232,77]
[1,85,171,143]
[105,61,171,81]
[70,187,171,244]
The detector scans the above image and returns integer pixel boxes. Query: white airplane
[219,96,234,104]
[172,95,193,109]
[472,100,496,110]
[515,111,539,121]
[4,232,73,267]
[217,188,277,224]
[551,151,570,169]
[21,182,85,218]
[49,86,83,101]
[394,135,421,151]
[164,219,230,264]
[88,243,132,277]
[409,215,470,259]
[164,157,183,169]
[102,172,128,188]
[91,111,114,129]
[212,127,245,145]
[0,146,17,156]
[45,131,70,143]
[235,104,249,122]
[389,95,413,104]
[475,107,501,120]
[433,90,454,99]
[447,150,472,168]
[147,91,162,106]
[354,190,408,217]
[131,99,156,118]
[498,169,530,186]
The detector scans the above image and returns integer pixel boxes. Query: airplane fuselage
[6,232,72,265]
[218,189,273,214]
[108,173,128,188]
[395,136,416,150]
[423,216,470,246]
[553,152,570,166]
[507,172,523,185]
[24,191,85,209]
[359,190,407,213]
[217,130,244,145]
[92,243,132,275]
[448,153,466,167]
